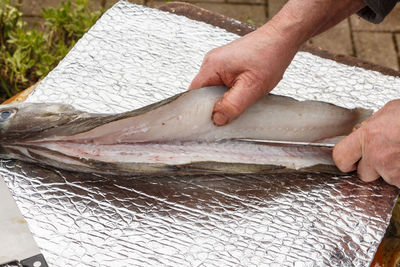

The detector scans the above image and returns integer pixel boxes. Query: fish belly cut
[35,141,333,170]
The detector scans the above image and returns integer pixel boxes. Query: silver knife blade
[0,177,47,267]
[233,138,336,148]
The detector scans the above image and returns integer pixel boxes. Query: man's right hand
[188,0,366,126]
[188,26,299,126]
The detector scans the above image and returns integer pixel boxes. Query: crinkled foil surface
[1,1,400,266]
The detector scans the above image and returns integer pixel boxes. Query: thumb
[212,76,265,126]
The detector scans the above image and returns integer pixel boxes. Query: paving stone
[175,0,226,3]
[87,0,104,11]
[268,0,287,18]
[309,19,353,56]
[226,0,267,5]
[20,0,63,15]
[195,2,267,26]
[20,0,104,15]
[146,0,167,8]
[353,32,399,71]
[350,4,400,31]
[106,0,144,9]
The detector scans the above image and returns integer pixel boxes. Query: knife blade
[233,138,336,148]
[0,177,48,267]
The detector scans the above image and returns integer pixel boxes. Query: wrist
[261,0,365,48]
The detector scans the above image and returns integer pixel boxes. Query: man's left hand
[333,100,400,188]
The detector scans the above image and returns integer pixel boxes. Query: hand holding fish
[334,100,400,188]
[188,26,298,126]
[189,0,366,126]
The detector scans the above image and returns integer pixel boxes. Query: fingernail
[213,112,229,126]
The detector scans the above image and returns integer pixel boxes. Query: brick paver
[396,34,400,58]
[309,19,353,56]
[350,5,400,31]
[146,0,169,8]
[87,0,104,11]
[15,0,400,71]
[353,32,399,70]
[226,0,266,5]
[267,0,286,17]
[195,2,267,25]
[20,0,63,16]
[106,0,144,8]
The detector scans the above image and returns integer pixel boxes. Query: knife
[234,138,336,148]
[0,177,48,267]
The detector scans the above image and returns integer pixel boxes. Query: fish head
[0,102,83,143]
[0,102,111,170]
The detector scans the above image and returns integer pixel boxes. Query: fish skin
[0,86,372,175]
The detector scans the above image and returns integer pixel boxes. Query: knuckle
[359,126,373,142]
[238,73,265,96]
[223,97,244,117]
[359,126,379,152]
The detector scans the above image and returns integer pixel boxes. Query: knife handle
[0,254,48,267]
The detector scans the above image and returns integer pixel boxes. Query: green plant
[0,0,103,102]
[245,17,256,26]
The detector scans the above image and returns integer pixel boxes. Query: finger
[385,174,400,189]
[357,158,380,182]
[212,77,263,126]
[188,67,223,91]
[332,129,362,172]
[389,179,400,189]
[378,166,400,188]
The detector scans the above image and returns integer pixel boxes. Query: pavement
[18,0,400,71]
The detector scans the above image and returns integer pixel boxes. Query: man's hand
[189,0,365,126]
[333,100,400,188]
[189,28,298,125]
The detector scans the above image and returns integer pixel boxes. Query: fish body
[0,86,371,175]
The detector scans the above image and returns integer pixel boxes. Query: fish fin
[354,107,373,125]
[298,164,344,175]
[178,162,286,174]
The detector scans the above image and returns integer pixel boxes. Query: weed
[0,0,103,101]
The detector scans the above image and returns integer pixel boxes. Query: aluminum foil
[1,1,400,266]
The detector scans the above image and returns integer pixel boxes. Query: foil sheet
[1,1,400,266]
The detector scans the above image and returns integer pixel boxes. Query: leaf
[0,0,104,98]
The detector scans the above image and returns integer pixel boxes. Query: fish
[0,86,372,175]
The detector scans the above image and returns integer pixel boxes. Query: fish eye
[0,110,14,122]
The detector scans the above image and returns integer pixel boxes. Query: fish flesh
[0,86,371,175]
